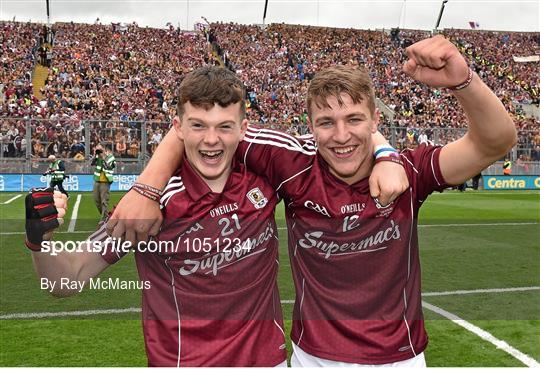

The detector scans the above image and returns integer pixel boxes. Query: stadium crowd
[1,20,538,161]
[1,21,214,159]
[210,22,538,152]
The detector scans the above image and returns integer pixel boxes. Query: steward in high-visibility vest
[503,159,512,175]
[92,153,115,183]
[91,147,116,221]
[46,155,68,197]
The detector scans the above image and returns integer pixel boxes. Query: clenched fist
[25,188,68,251]
[403,35,470,89]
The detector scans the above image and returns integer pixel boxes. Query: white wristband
[374,144,398,159]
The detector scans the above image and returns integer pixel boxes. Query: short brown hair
[176,66,246,118]
[307,65,376,119]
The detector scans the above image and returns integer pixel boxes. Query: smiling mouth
[331,145,358,157]
[200,150,224,163]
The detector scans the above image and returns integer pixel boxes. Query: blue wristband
[374,147,397,158]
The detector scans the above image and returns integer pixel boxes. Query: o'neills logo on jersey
[340,202,366,214]
[179,222,275,276]
[304,200,331,217]
[297,220,401,259]
[210,202,239,217]
[247,187,268,209]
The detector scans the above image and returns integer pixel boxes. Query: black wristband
[25,188,59,251]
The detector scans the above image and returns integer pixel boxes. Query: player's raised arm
[403,35,517,184]
[106,128,184,245]
[25,188,109,297]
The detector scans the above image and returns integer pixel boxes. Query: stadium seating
[0,20,538,163]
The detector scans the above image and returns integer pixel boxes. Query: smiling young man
[107,35,516,367]
[239,36,514,367]
[24,67,287,366]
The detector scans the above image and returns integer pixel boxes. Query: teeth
[333,146,355,154]
[200,150,223,158]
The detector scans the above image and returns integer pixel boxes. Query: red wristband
[131,186,161,203]
[133,182,162,195]
[449,68,474,91]
[375,155,404,166]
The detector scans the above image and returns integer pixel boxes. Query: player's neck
[202,167,232,193]
[205,178,226,193]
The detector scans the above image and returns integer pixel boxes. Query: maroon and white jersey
[99,157,286,367]
[237,127,449,364]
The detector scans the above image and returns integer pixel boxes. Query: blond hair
[307,65,376,118]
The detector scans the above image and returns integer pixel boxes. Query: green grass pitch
[0,190,538,366]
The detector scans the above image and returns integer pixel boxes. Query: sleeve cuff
[431,146,449,190]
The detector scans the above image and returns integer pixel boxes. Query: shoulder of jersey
[399,143,442,175]
[160,175,185,208]
[244,126,317,156]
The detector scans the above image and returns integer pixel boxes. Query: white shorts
[291,343,426,367]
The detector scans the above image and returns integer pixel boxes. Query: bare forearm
[31,246,108,297]
[453,73,517,156]
[138,129,184,189]
[439,74,517,184]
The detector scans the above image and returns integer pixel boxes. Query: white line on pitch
[2,286,538,320]
[0,308,141,320]
[422,301,539,367]
[423,286,540,297]
[2,194,22,204]
[67,194,82,233]
[285,286,540,303]
[418,222,539,228]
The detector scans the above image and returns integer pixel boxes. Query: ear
[239,119,249,141]
[172,116,184,140]
[370,109,380,134]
